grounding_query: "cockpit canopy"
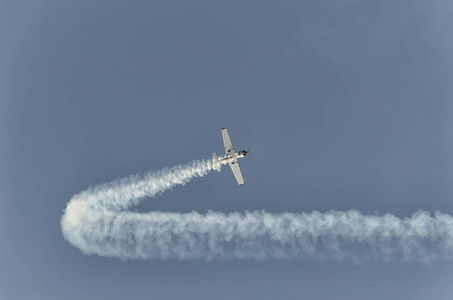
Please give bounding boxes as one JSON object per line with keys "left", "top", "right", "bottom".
{"left": 238, "top": 150, "right": 247, "bottom": 156}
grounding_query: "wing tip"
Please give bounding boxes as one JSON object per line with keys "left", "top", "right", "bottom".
{"left": 239, "top": 183, "right": 245, "bottom": 186}
{"left": 221, "top": 127, "right": 226, "bottom": 130}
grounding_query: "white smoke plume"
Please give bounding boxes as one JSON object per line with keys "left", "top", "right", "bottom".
{"left": 61, "top": 158, "right": 453, "bottom": 263}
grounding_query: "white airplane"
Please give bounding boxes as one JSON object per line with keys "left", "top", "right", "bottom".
{"left": 212, "top": 128, "right": 248, "bottom": 186}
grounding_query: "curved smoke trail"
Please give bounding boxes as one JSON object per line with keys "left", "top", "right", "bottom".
{"left": 61, "top": 158, "right": 453, "bottom": 263}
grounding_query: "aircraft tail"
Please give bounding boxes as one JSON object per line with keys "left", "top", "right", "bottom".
{"left": 212, "top": 152, "right": 221, "bottom": 172}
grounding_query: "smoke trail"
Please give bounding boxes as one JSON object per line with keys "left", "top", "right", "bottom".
{"left": 61, "top": 159, "right": 453, "bottom": 263}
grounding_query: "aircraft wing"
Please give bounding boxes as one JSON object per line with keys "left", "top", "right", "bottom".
{"left": 221, "top": 128, "right": 235, "bottom": 156}
{"left": 229, "top": 159, "right": 245, "bottom": 186}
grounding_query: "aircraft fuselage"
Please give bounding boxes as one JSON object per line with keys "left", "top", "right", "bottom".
{"left": 218, "top": 150, "right": 247, "bottom": 163}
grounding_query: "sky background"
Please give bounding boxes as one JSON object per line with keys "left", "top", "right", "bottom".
{"left": 1, "top": 0, "right": 453, "bottom": 299}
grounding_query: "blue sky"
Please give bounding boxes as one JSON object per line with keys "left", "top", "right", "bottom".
{"left": 2, "top": 0, "right": 453, "bottom": 299}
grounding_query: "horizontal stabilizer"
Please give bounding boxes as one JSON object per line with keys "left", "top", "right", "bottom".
{"left": 212, "top": 152, "right": 221, "bottom": 172}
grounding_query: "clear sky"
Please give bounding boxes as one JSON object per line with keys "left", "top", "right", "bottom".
{"left": 1, "top": 0, "right": 453, "bottom": 299}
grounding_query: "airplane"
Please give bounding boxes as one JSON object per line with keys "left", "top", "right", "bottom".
{"left": 212, "top": 128, "right": 248, "bottom": 186}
